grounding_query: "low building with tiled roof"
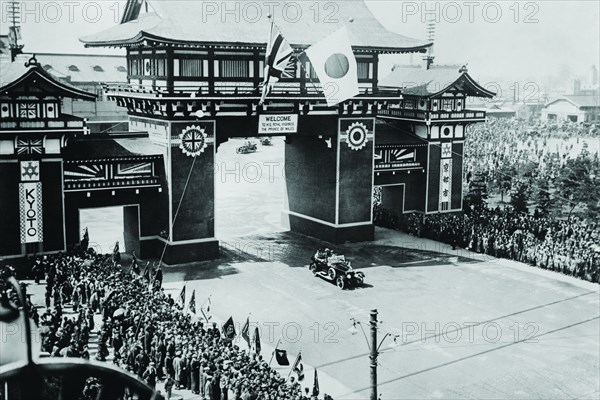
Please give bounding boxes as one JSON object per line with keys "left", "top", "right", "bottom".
{"left": 541, "top": 94, "right": 600, "bottom": 124}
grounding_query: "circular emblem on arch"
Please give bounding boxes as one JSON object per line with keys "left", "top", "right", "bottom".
{"left": 345, "top": 122, "right": 369, "bottom": 151}
{"left": 324, "top": 53, "right": 350, "bottom": 79}
{"left": 179, "top": 126, "right": 208, "bottom": 157}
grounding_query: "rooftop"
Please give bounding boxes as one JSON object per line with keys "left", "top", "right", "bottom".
{"left": 80, "top": 0, "right": 431, "bottom": 53}
{"left": 0, "top": 55, "right": 96, "bottom": 101}
{"left": 20, "top": 52, "right": 127, "bottom": 83}
{"left": 379, "top": 65, "right": 495, "bottom": 98}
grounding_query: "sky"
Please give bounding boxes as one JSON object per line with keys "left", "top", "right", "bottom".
{"left": 1, "top": 0, "right": 599, "bottom": 88}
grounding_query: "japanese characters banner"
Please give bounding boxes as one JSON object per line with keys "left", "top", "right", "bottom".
{"left": 439, "top": 158, "right": 452, "bottom": 211}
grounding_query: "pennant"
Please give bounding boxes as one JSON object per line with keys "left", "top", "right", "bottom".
{"left": 260, "top": 21, "right": 294, "bottom": 105}
{"left": 82, "top": 227, "right": 89, "bottom": 243}
{"left": 178, "top": 285, "right": 186, "bottom": 306}
{"left": 142, "top": 262, "right": 151, "bottom": 281}
{"left": 292, "top": 352, "right": 305, "bottom": 381}
{"left": 130, "top": 253, "right": 140, "bottom": 275}
{"left": 189, "top": 290, "right": 196, "bottom": 314}
{"left": 275, "top": 349, "right": 289, "bottom": 366}
{"left": 223, "top": 316, "right": 236, "bottom": 340}
{"left": 253, "top": 327, "right": 261, "bottom": 354}
{"left": 241, "top": 317, "right": 250, "bottom": 347}
{"left": 305, "top": 26, "right": 359, "bottom": 106}
{"left": 312, "top": 369, "right": 320, "bottom": 396}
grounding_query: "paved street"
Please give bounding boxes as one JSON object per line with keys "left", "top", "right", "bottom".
{"left": 75, "top": 137, "right": 600, "bottom": 400}
{"left": 160, "top": 228, "right": 600, "bottom": 400}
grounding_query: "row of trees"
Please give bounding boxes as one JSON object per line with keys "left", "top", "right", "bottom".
{"left": 465, "top": 152, "right": 600, "bottom": 220}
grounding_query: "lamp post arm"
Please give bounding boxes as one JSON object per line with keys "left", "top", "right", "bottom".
{"left": 357, "top": 322, "right": 371, "bottom": 351}
{"left": 376, "top": 333, "right": 392, "bottom": 352}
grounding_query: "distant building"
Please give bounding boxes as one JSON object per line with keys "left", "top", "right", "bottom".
{"left": 541, "top": 95, "right": 600, "bottom": 123}
{"left": 1, "top": 49, "right": 129, "bottom": 133}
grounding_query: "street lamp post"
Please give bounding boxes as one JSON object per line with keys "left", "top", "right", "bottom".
{"left": 370, "top": 309, "right": 378, "bottom": 400}
{"left": 350, "top": 309, "right": 399, "bottom": 400}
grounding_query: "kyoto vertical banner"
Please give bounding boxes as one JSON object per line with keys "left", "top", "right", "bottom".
{"left": 19, "top": 182, "right": 43, "bottom": 243}
{"left": 439, "top": 158, "right": 452, "bottom": 211}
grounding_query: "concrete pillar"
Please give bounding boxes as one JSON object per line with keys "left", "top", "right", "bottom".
{"left": 157, "top": 120, "right": 219, "bottom": 264}
{"left": 284, "top": 117, "right": 375, "bottom": 243}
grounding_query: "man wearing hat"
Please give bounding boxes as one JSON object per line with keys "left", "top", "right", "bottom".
{"left": 143, "top": 361, "right": 157, "bottom": 389}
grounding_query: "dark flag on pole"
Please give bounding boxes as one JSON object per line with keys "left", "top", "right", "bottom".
{"left": 241, "top": 317, "right": 250, "bottom": 347}
{"left": 81, "top": 227, "right": 89, "bottom": 251}
{"left": 223, "top": 316, "right": 236, "bottom": 340}
{"left": 292, "top": 352, "right": 305, "bottom": 381}
{"left": 275, "top": 349, "right": 289, "bottom": 366}
{"left": 178, "top": 285, "right": 186, "bottom": 306}
{"left": 312, "top": 369, "right": 320, "bottom": 396}
{"left": 253, "top": 327, "right": 261, "bottom": 355}
{"left": 188, "top": 290, "right": 196, "bottom": 314}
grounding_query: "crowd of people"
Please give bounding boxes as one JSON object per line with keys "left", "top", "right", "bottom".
{"left": 2, "top": 247, "right": 326, "bottom": 400}
{"left": 463, "top": 118, "right": 598, "bottom": 191}
{"left": 374, "top": 207, "right": 598, "bottom": 283}
{"left": 376, "top": 119, "right": 599, "bottom": 283}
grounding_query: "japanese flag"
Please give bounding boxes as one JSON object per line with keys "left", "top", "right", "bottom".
{"left": 305, "top": 26, "right": 359, "bottom": 106}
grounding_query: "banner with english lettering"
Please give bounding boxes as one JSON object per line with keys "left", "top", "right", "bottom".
{"left": 19, "top": 182, "right": 43, "bottom": 244}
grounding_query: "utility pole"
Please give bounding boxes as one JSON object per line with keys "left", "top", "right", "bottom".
{"left": 370, "top": 309, "right": 378, "bottom": 400}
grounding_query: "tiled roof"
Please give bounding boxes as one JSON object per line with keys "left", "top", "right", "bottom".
{"left": 380, "top": 65, "right": 495, "bottom": 98}
{"left": 563, "top": 95, "right": 600, "bottom": 108}
{"left": 0, "top": 56, "right": 96, "bottom": 100}
{"left": 80, "top": 0, "right": 431, "bottom": 53}
{"left": 20, "top": 52, "right": 127, "bottom": 83}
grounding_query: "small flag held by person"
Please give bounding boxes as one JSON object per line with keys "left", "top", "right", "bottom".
{"left": 312, "top": 369, "right": 320, "bottom": 396}
{"left": 178, "top": 285, "right": 186, "bottom": 305}
{"left": 200, "top": 296, "right": 212, "bottom": 322}
{"left": 253, "top": 326, "right": 261, "bottom": 354}
{"left": 241, "top": 317, "right": 250, "bottom": 347}
{"left": 275, "top": 349, "right": 290, "bottom": 366}
{"left": 188, "top": 289, "right": 196, "bottom": 314}
{"left": 223, "top": 316, "right": 236, "bottom": 340}
{"left": 292, "top": 351, "right": 305, "bottom": 381}
{"left": 259, "top": 20, "right": 294, "bottom": 105}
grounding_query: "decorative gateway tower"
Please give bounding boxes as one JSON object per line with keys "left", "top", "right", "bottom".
{"left": 80, "top": 0, "right": 492, "bottom": 263}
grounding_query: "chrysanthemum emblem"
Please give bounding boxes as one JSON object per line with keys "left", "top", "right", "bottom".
{"left": 179, "top": 126, "right": 208, "bottom": 157}
{"left": 345, "top": 122, "right": 370, "bottom": 151}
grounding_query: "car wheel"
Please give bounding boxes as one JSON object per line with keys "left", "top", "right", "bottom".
{"left": 328, "top": 268, "right": 337, "bottom": 280}
{"left": 355, "top": 276, "right": 363, "bottom": 286}
{"left": 309, "top": 263, "right": 317, "bottom": 275}
{"left": 336, "top": 276, "right": 345, "bottom": 290}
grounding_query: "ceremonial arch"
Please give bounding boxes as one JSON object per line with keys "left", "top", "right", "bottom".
{"left": 0, "top": 0, "right": 494, "bottom": 265}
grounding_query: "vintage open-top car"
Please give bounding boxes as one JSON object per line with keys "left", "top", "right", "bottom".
{"left": 260, "top": 137, "right": 273, "bottom": 146}
{"left": 236, "top": 141, "right": 257, "bottom": 154}
{"left": 309, "top": 249, "right": 365, "bottom": 289}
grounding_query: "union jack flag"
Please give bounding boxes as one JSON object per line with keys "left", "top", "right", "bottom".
{"left": 260, "top": 22, "right": 294, "bottom": 105}
{"left": 16, "top": 139, "right": 43, "bottom": 155}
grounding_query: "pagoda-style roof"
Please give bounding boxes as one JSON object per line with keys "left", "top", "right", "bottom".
{"left": 0, "top": 55, "right": 96, "bottom": 100}
{"left": 80, "top": 0, "right": 431, "bottom": 53}
{"left": 380, "top": 65, "right": 495, "bottom": 98}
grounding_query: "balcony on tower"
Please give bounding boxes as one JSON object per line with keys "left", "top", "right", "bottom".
{"left": 378, "top": 64, "right": 495, "bottom": 124}
{"left": 79, "top": 0, "right": 434, "bottom": 118}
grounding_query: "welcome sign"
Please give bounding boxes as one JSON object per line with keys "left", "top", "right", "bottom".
{"left": 258, "top": 114, "right": 298, "bottom": 134}
{"left": 19, "top": 182, "right": 43, "bottom": 243}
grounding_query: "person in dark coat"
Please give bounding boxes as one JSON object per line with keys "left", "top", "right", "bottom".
{"left": 191, "top": 355, "right": 200, "bottom": 394}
